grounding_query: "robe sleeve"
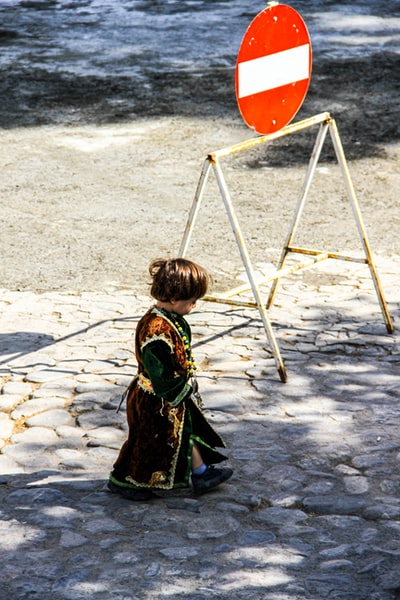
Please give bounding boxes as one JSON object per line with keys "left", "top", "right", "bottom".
{"left": 141, "top": 339, "right": 191, "bottom": 407}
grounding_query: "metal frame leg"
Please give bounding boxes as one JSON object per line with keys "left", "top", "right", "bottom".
{"left": 179, "top": 158, "right": 212, "bottom": 257}
{"left": 328, "top": 118, "right": 394, "bottom": 333}
{"left": 212, "top": 157, "right": 287, "bottom": 382}
{"left": 267, "top": 121, "right": 329, "bottom": 308}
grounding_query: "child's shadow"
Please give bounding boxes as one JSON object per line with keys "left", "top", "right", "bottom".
{"left": 0, "top": 316, "right": 140, "bottom": 368}
{"left": 0, "top": 331, "right": 55, "bottom": 366}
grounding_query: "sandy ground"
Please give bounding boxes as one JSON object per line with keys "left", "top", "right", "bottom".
{"left": 0, "top": 53, "right": 399, "bottom": 293}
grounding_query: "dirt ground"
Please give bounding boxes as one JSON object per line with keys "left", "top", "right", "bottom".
{"left": 0, "top": 52, "right": 399, "bottom": 293}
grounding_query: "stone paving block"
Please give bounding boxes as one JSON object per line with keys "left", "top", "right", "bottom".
{"left": 1, "top": 381, "right": 32, "bottom": 396}
{"left": 34, "top": 378, "right": 76, "bottom": 392}
{"left": 75, "top": 381, "right": 122, "bottom": 394}
{"left": 25, "top": 409, "right": 74, "bottom": 428}
{"left": 1, "top": 444, "right": 59, "bottom": 468}
{"left": 0, "top": 394, "right": 21, "bottom": 411}
{"left": 11, "top": 397, "right": 69, "bottom": 420}
{"left": 10, "top": 426, "right": 59, "bottom": 445}
{"left": 0, "top": 454, "right": 24, "bottom": 474}
{"left": 84, "top": 426, "right": 126, "bottom": 443}
{"left": 0, "top": 413, "right": 14, "bottom": 440}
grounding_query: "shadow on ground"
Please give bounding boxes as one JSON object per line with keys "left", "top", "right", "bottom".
{"left": 0, "top": 52, "right": 399, "bottom": 164}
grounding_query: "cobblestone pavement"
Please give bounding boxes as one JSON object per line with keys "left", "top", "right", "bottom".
{"left": 0, "top": 257, "right": 399, "bottom": 600}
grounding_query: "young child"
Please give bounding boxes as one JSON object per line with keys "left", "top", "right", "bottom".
{"left": 108, "top": 257, "right": 233, "bottom": 500}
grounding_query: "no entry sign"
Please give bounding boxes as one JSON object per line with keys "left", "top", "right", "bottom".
{"left": 235, "top": 3, "right": 312, "bottom": 135}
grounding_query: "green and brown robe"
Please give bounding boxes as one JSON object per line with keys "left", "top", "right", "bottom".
{"left": 110, "top": 306, "right": 227, "bottom": 491}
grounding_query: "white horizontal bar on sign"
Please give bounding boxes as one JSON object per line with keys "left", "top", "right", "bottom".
{"left": 238, "top": 43, "right": 310, "bottom": 98}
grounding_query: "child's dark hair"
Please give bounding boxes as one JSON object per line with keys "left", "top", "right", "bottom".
{"left": 149, "top": 258, "right": 210, "bottom": 302}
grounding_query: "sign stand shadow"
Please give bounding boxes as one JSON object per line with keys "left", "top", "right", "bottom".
{"left": 178, "top": 111, "right": 394, "bottom": 383}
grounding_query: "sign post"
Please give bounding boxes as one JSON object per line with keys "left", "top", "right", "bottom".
{"left": 179, "top": 3, "right": 394, "bottom": 383}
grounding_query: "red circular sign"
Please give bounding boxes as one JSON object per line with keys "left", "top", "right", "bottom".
{"left": 235, "top": 3, "right": 312, "bottom": 135}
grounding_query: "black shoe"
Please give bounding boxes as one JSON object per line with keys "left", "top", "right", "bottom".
{"left": 191, "top": 465, "right": 233, "bottom": 495}
{"left": 107, "top": 479, "right": 153, "bottom": 501}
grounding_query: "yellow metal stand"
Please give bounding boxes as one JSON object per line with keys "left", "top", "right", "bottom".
{"left": 179, "top": 112, "right": 394, "bottom": 382}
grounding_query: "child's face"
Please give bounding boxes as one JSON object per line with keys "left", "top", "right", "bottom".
{"left": 171, "top": 297, "right": 197, "bottom": 316}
